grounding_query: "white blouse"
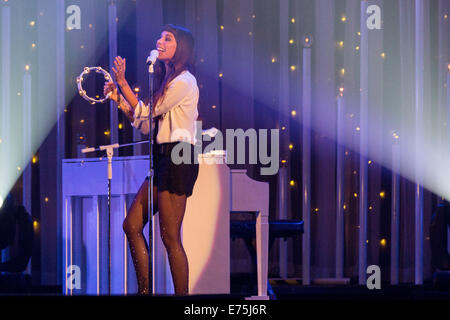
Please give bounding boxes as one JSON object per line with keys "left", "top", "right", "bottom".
{"left": 127, "top": 70, "right": 199, "bottom": 145}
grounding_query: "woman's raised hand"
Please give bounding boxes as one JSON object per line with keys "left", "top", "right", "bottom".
{"left": 110, "top": 56, "right": 139, "bottom": 112}
{"left": 103, "top": 81, "right": 119, "bottom": 102}
{"left": 112, "top": 56, "right": 127, "bottom": 86}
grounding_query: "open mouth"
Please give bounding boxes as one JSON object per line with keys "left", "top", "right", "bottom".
{"left": 157, "top": 47, "right": 166, "bottom": 52}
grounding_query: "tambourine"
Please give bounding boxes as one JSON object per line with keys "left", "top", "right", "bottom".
{"left": 76, "top": 66, "right": 112, "bottom": 104}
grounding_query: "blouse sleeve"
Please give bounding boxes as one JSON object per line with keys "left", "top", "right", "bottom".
{"left": 131, "top": 100, "right": 154, "bottom": 135}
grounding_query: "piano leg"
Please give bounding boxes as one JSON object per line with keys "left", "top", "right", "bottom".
{"left": 246, "top": 211, "right": 270, "bottom": 300}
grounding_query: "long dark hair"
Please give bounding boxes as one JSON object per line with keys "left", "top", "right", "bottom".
{"left": 151, "top": 24, "right": 195, "bottom": 106}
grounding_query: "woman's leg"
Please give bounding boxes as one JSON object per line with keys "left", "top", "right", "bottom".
{"left": 123, "top": 178, "right": 158, "bottom": 294}
{"left": 157, "top": 190, "right": 189, "bottom": 295}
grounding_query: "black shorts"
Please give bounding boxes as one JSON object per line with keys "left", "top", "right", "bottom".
{"left": 147, "top": 142, "right": 199, "bottom": 197}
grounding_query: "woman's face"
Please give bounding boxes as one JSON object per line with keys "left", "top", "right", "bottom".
{"left": 156, "top": 31, "right": 177, "bottom": 62}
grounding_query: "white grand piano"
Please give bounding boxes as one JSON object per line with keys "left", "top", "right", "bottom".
{"left": 62, "top": 152, "right": 269, "bottom": 299}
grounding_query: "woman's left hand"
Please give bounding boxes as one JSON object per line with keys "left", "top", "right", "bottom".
{"left": 103, "top": 81, "right": 119, "bottom": 102}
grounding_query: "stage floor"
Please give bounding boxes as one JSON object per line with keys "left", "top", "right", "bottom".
{"left": 1, "top": 272, "right": 449, "bottom": 300}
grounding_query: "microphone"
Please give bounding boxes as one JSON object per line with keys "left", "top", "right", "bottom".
{"left": 146, "top": 49, "right": 159, "bottom": 65}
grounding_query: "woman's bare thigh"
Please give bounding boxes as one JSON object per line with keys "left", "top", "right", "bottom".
{"left": 125, "top": 179, "right": 158, "bottom": 230}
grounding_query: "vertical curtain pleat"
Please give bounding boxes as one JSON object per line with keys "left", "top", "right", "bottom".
{"left": 399, "top": 0, "right": 416, "bottom": 283}
{"left": 366, "top": 0, "right": 383, "bottom": 274}
{"left": 343, "top": 0, "right": 360, "bottom": 279}
{"left": 221, "top": 0, "right": 254, "bottom": 177}
{"left": 311, "top": 0, "right": 336, "bottom": 278}
{"left": 185, "top": 0, "right": 220, "bottom": 129}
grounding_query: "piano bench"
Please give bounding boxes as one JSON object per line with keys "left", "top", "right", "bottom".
{"left": 433, "top": 270, "right": 450, "bottom": 290}
{"left": 230, "top": 219, "right": 304, "bottom": 242}
{"left": 230, "top": 219, "right": 304, "bottom": 268}
{"left": 230, "top": 219, "right": 303, "bottom": 296}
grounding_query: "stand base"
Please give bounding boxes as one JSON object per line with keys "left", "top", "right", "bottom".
{"left": 245, "top": 295, "right": 270, "bottom": 300}
{"left": 312, "top": 278, "right": 351, "bottom": 285}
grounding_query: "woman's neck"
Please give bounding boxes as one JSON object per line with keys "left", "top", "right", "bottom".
{"left": 164, "top": 62, "right": 170, "bottom": 75}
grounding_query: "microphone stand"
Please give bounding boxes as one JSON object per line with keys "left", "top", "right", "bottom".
{"left": 147, "top": 61, "right": 155, "bottom": 295}
{"left": 103, "top": 144, "right": 115, "bottom": 295}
